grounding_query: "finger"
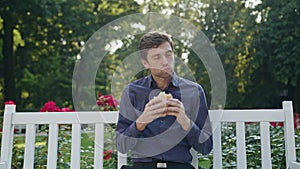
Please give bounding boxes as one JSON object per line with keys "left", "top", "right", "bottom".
{"left": 139, "top": 107, "right": 167, "bottom": 124}
{"left": 166, "top": 106, "right": 181, "bottom": 113}
{"left": 158, "top": 112, "right": 168, "bottom": 118}
{"left": 165, "top": 111, "right": 178, "bottom": 117}
{"left": 149, "top": 102, "right": 167, "bottom": 112}
{"left": 148, "top": 99, "right": 168, "bottom": 111}
{"left": 166, "top": 99, "right": 182, "bottom": 108}
{"left": 168, "top": 98, "right": 181, "bottom": 104}
{"left": 153, "top": 106, "right": 167, "bottom": 113}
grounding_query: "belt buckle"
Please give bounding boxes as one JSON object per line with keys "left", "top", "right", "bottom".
{"left": 156, "top": 162, "right": 167, "bottom": 168}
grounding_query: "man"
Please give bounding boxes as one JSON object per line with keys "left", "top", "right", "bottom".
{"left": 116, "top": 31, "right": 212, "bottom": 169}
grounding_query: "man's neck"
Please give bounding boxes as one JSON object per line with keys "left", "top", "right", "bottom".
{"left": 152, "top": 75, "right": 172, "bottom": 90}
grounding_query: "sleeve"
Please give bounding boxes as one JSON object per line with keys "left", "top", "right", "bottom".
{"left": 116, "top": 86, "right": 143, "bottom": 154}
{"left": 185, "top": 85, "right": 213, "bottom": 155}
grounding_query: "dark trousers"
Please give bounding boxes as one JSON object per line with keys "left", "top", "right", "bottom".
{"left": 121, "top": 163, "right": 195, "bottom": 169}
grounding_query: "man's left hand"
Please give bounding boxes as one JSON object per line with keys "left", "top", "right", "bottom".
{"left": 165, "top": 99, "right": 191, "bottom": 131}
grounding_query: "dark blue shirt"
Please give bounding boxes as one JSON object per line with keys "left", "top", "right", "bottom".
{"left": 116, "top": 74, "right": 212, "bottom": 163}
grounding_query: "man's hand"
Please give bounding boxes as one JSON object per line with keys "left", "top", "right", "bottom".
{"left": 136, "top": 97, "right": 168, "bottom": 131}
{"left": 165, "top": 99, "right": 191, "bottom": 131}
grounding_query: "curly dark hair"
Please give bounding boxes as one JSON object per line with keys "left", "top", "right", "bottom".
{"left": 138, "top": 31, "right": 174, "bottom": 60}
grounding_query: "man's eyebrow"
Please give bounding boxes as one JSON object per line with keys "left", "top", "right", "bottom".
{"left": 150, "top": 49, "right": 173, "bottom": 57}
{"left": 149, "top": 53, "right": 161, "bottom": 58}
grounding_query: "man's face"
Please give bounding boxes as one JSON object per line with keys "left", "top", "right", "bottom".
{"left": 141, "top": 42, "right": 174, "bottom": 78}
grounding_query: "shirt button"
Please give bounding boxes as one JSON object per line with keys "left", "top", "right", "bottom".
{"left": 160, "top": 120, "right": 164, "bottom": 124}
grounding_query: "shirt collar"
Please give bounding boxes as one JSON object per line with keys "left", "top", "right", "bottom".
{"left": 146, "top": 72, "right": 179, "bottom": 88}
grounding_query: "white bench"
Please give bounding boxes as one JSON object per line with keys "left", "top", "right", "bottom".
{"left": 0, "top": 101, "right": 299, "bottom": 169}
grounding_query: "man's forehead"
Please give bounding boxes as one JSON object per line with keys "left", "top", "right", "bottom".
{"left": 149, "top": 43, "right": 172, "bottom": 52}
{"left": 149, "top": 47, "right": 171, "bottom": 53}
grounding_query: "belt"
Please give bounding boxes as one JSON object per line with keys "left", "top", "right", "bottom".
{"left": 133, "top": 161, "right": 184, "bottom": 168}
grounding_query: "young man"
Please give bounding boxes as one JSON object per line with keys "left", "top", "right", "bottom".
{"left": 116, "top": 31, "right": 212, "bottom": 169}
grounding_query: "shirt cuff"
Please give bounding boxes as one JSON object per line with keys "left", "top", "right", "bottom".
{"left": 187, "top": 121, "right": 212, "bottom": 144}
{"left": 186, "top": 121, "right": 200, "bottom": 140}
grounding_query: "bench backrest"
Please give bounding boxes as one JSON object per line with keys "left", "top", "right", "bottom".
{"left": 0, "top": 101, "right": 298, "bottom": 169}
{"left": 209, "top": 101, "right": 297, "bottom": 169}
{"left": 0, "top": 105, "right": 123, "bottom": 169}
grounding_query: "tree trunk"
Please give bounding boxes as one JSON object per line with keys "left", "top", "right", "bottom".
{"left": 3, "top": 13, "right": 16, "bottom": 102}
{"left": 294, "top": 85, "right": 300, "bottom": 113}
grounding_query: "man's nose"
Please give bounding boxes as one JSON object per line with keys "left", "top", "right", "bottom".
{"left": 162, "top": 55, "right": 168, "bottom": 64}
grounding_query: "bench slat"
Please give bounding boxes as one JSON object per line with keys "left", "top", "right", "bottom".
{"left": 0, "top": 162, "right": 6, "bottom": 169}
{"left": 212, "top": 122, "right": 222, "bottom": 169}
{"left": 47, "top": 124, "right": 58, "bottom": 169}
{"left": 1, "top": 105, "right": 15, "bottom": 169}
{"left": 209, "top": 110, "right": 284, "bottom": 122}
{"left": 12, "top": 111, "right": 118, "bottom": 124}
{"left": 118, "top": 152, "right": 127, "bottom": 169}
{"left": 260, "top": 122, "right": 272, "bottom": 169}
{"left": 289, "top": 161, "right": 300, "bottom": 169}
{"left": 94, "top": 123, "right": 104, "bottom": 169}
{"left": 236, "top": 122, "right": 246, "bottom": 169}
{"left": 283, "top": 101, "right": 297, "bottom": 167}
{"left": 71, "top": 124, "right": 81, "bottom": 169}
{"left": 23, "top": 124, "right": 36, "bottom": 169}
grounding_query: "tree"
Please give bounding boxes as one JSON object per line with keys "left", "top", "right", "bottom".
{"left": 1, "top": 0, "right": 298, "bottom": 111}
{"left": 0, "top": 0, "right": 21, "bottom": 103}
{"left": 0, "top": 0, "right": 140, "bottom": 110}
{"left": 251, "top": 0, "right": 300, "bottom": 111}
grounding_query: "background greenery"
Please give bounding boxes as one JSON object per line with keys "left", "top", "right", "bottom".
{"left": 0, "top": 1, "right": 299, "bottom": 167}
{"left": 0, "top": 0, "right": 299, "bottom": 112}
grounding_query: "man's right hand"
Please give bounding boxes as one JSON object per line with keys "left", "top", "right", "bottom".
{"left": 136, "top": 97, "right": 167, "bottom": 131}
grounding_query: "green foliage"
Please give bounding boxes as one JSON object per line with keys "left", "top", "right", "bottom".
{"left": 253, "top": 0, "right": 300, "bottom": 86}
{"left": 249, "top": 0, "right": 300, "bottom": 110}
{"left": 0, "top": 1, "right": 300, "bottom": 168}
{"left": 0, "top": 0, "right": 141, "bottom": 110}
{"left": 1, "top": 0, "right": 300, "bottom": 111}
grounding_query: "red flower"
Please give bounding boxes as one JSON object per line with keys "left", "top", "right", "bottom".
{"left": 270, "top": 122, "right": 277, "bottom": 127}
{"left": 104, "top": 95, "right": 118, "bottom": 108}
{"left": 0, "top": 128, "right": 17, "bottom": 133}
{"left": 270, "top": 112, "right": 299, "bottom": 128}
{"left": 96, "top": 93, "right": 118, "bottom": 111}
{"left": 103, "top": 150, "right": 113, "bottom": 160}
{"left": 40, "top": 101, "right": 61, "bottom": 112}
{"left": 61, "top": 107, "right": 74, "bottom": 112}
{"left": 4, "top": 100, "right": 16, "bottom": 105}
{"left": 270, "top": 122, "right": 284, "bottom": 127}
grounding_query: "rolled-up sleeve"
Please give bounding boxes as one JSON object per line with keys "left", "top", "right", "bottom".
{"left": 116, "top": 87, "right": 143, "bottom": 154}
{"left": 186, "top": 86, "right": 213, "bottom": 155}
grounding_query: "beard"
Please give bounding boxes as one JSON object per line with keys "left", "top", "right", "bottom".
{"left": 150, "top": 67, "right": 173, "bottom": 78}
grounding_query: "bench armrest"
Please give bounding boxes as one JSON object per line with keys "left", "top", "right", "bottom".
{"left": 0, "top": 162, "right": 7, "bottom": 169}
{"left": 289, "top": 161, "right": 300, "bottom": 169}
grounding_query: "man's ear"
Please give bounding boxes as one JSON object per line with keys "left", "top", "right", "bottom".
{"left": 141, "top": 58, "right": 149, "bottom": 69}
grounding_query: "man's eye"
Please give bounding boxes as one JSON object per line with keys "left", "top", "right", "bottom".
{"left": 153, "top": 55, "right": 161, "bottom": 59}
{"left": 166, "top": 52, "right": 173, "bottom": 58}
